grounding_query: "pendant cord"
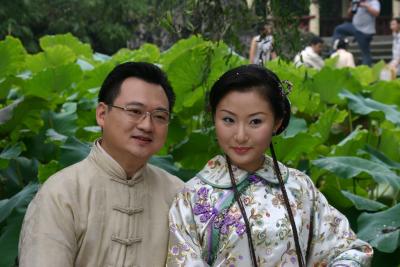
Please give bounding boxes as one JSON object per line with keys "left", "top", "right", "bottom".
{"left": 226, "top": 156, "right": 259, "bottom": 267}
{"left": 270, "top": 143, "right": 305, "bottom": 267}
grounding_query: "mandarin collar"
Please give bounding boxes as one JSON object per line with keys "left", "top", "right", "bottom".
{"left": 196, "top": 155, "right": 289, "bottom": 189}
{"left": 88, "top": 139, "right": 145, "bottom": 181}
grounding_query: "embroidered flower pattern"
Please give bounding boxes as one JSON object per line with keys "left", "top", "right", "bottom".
{"left": 193, "top": 187, "right": 218, "bottom": 223}
{"left": 167, "top": 155, "right": 373, "bottom": 267}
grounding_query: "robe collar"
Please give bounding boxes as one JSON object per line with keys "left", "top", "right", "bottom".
{"left": 88, "top": 139, "right": 145, "bottom": 182}
{"left": 196, "top": 155, "right": 289, "bottom": 189}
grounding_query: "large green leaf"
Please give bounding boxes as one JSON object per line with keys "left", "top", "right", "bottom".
{"left": 23, "top": 63, "right": 83, "bottom": 101}
{"left": 341, "top": 190, "right": 387, "bottom": 211}
{"left": 164, "top": 43, "right": 211, "bottom": 113}
{"left": 0, "top": 211, "right": 25, "bottom": 267}
{"left": 272, "top": 132, "right": 321, "bottom": 163}
{"left": 339, "top": 90, "right": 400, "bottom": 126}
{"left": 0, "top": 36, "right": 27, "bottom": 78}
{"left": 42, "top": 102, "right": 78, "bottom": 136}
{"left": 160, "top": 35, "right": 206, "bottom": 69}
{"left": 39, "top": 33, "right": 93, "bottom": 59}
{"left": 149, "top": 155, "right": 196, "bottom": 181}
{"left": 0, "top": 183, "right": 38, "bottom": 223}
{"left": 25, "top": 45, "right": 76, "bottom": 73}
{"left": 172, "top": 131, "right": 219, "bottom": 170}
{"left": 308, "top": 108, "right": 347, "bottom": 143}
{"left": 281, "top": 116, "right": 308, "bottom": 138}
{"left": 349, "top": 65, "right": 377, "bottom": 86}
{"left": 311, "top": 67, "right": 362, "bottom": 104}
{"left": 330, "top": 126, "right": 368, "bottom": 156}
{"left": 0, "top": 157, "right": 38, "bottom": 194}
{"left": 111, "top": 43, "right": 160, "bottom": 64}
{"left": 59, "top": 137, "right": 91, "bottom": 167}
{"left": 378, "top": 121, "right": 400, "bottom": 163}
{"left": 0, "top": 96, "right": 49, "bottom": 138}
{"left": 0, "top": 98, "right": 23, "bottom": 125}
{"left": 0, "top": 142, "right": 24, "bottom": 169}
{"left": 358, "top": 203, "right": 400, "bottom": 253}
{"left": 312, "top": 156, "right": 400, "bottom": 190}
{"left": 362, "top": 145, "right": 400, "bottom": 171}
{"left": 38, "top": 160, "right": 62, "bottom": 183}
{"left": 205, "top": 41, "right": 245, "bottom": 87}
{"left": 368, "top": 80, "right": 400, "bottom": 109}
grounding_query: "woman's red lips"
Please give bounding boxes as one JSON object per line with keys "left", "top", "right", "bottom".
{"left": 232, "top": 147, "right": 251, "bottom": 154}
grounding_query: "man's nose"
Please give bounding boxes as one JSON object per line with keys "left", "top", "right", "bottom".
{"left": 137, "top": 112, "right": 153, "bottom": 132}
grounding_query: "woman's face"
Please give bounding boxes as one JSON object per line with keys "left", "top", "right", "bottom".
{"left": 214, "top": 89, "right": 282, "bottom": 172}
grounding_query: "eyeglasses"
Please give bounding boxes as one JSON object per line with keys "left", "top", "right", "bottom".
{"left": 108, "top": 104, "right": 170, "bottom": 125}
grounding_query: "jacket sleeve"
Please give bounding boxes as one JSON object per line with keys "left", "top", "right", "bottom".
{"left": 303, "top": 173, "right": 373, "bottom": 267}
{"left": 166, "top": 188, "right": 209, "bottom": 267}
{"left": 18, "top": 181, "right": 77, "bottom": 267}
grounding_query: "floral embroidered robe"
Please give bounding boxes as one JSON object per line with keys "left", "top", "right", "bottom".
{"left": 167, "top": 155, "right": 373, "bottom": 267}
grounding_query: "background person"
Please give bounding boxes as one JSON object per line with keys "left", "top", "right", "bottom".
{"left": 18, "top": 62, "right": 184, "bottom": 267}
{"left": 330, "top": 38, "right": 356, "bottom": 68}
{"left": 166, "top": 64, "right": 373, "bottom": 266}
{"left": 294, "top": 36, "right": 325, "bottom": 70}
{"left": 332, "top": 0, "right": 380, "bottom": 66}
{"left": 389, "top": 17, "right": 400, "bottom": 76}
{"left": 249, "top": 23, "right": 276, "bottom": 65}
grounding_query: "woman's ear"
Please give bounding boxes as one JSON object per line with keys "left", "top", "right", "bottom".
{"left": 273, "top": 118, "right": 283, "bottom": 135}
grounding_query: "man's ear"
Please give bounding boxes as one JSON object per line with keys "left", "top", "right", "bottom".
{"left": 96, "top": 102, "right": 108, "bottom": 128}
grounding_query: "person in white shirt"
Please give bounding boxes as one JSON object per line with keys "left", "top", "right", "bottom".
{"left": 249, "top": 23, "right": 276, "bottom": 65}
{"left": 330, "top": 38, "right": 356, "bottom": 68}
{"left": 389, "top": 17, "right": 400, "bottom": 76}
{"left": 294, "top": 36, "right": 325, "bottom": 70}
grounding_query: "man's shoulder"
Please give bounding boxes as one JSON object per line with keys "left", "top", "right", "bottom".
{"left": 39, "top": 157, "right": 95, "bottom": 194}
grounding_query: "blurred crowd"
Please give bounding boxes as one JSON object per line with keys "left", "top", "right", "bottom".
{"left": 249, "top": 0, "right": 399, "bottom": 79}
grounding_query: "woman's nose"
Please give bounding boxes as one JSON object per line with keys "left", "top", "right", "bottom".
{"left": 234, "top": 125, "right": 249, "bottom": 143}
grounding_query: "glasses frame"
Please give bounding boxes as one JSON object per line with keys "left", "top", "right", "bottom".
{"left": 107, "top": 104, "right": 171, "bottom": 125}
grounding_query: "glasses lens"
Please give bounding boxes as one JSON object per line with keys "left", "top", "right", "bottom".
{"left": 151, "top": 110, "right": 170, "bottom": 124}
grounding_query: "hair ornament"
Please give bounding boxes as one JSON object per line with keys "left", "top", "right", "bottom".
{"left": 280, "top": 80, "right": 293, "bottom": 97}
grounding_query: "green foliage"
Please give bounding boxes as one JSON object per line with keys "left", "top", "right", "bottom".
{"left": 0, "top": 33, "right": 399, "bottom": 266}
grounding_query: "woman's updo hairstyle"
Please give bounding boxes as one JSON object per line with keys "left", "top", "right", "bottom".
{"left": 209, "top": 64, "right": 291, "bottom": 135}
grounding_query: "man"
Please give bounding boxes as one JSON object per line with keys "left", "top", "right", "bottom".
{"left": 18, "top": 62, "right": 184, "bottom": 266}
{"left": 332, "top": 0, "right": 380, "bottom": 66}
{"left": 389, "top": 17, "right": 400, "bottom": 76}
{"left": 294, "top": 36, "right": 325, "bottom": 70}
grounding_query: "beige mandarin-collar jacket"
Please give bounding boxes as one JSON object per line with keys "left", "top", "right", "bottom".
{"left": 19, "top": 141, "right": 184, "bottom": 267}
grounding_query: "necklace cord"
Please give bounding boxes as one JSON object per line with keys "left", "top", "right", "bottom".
{"left": 226, "top": 156, "right": 259, "bottom": 267}
{"left": 270, "top": 143, "right": 305, "bottom": 267}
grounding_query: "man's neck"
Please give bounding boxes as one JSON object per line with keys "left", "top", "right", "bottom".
{"left": 99, "top": 140, "right": 147, "bottom": 178}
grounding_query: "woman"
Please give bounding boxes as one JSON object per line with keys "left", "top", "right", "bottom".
{"left": 249, "top": 23, "right": 276, "bottom": 65}
{"left": 330, "top": 38, "right": 356, "bottom": 68}
{"left": 167, "top": 65, "right": 373, "bottom": 266}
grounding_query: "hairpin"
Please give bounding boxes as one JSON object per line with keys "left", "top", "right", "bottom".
{"left": 280, "top": 80, "right": 293, "bottom": 97}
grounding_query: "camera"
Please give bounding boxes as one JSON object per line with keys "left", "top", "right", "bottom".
{"left": 351, "top": 0, "right": 365, "bottom": 14}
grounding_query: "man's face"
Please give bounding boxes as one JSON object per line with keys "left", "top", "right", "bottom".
{"left": 312, "top": 43, "right": 323, "bottom": 55}
{"left": 390, "top": 20, "right": 400, "bottom": 33}
{"left": 96, "top": 77, "right": 169, "bottom": 167}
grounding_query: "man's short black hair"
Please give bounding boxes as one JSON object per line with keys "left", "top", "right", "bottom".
{"left": 98, "top": 62, "right": 175, "bottom": 112}
{"left": 310, "top": 36, "right": 324, "bottom": 46}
